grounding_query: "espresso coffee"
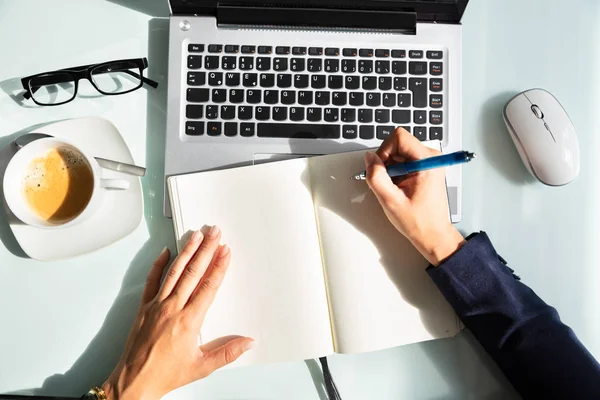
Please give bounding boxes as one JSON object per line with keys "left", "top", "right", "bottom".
{"left": 22, "top": 147, "right": 94, "bottom": 223}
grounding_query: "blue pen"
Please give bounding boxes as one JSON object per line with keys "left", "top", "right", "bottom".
{"left": 351, "top": 151, "right": 476, "bottom": 180}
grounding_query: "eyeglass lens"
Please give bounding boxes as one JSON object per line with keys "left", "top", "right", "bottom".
{"left": 91, "top": 60, "right": 143, "bottom": 94}
{"left": 28, "top": 72, "right": 76, "bottom": 105}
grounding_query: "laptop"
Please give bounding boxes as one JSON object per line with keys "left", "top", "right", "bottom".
{"left": 165, "top": 0, "right": 469, "bottom": 222}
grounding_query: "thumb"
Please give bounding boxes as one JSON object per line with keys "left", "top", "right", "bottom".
{"left": 364, "top": 151, "right": 399, "bottom": 205}
{"left": 203, "top": 336, "right": 255, "bottom": 372}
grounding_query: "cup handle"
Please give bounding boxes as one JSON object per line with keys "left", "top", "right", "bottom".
{"left": 101, "top": 179, "right": 130, "bottom": 190}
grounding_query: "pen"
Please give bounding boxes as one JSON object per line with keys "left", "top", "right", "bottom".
{"left": 351, "top": 151, "right": 476, "bottom": 180}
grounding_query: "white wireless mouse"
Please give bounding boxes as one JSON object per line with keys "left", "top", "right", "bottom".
{"left": 503, "top": 89, "right": 580, "bottom": 186}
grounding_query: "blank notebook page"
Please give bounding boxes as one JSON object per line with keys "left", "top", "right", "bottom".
{"left": 168, "top": 159, "right": 334, "bottom": 367}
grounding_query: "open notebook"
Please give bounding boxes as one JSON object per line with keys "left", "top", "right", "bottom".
{"left": 168, "top": 147, "right": 461, "bottom": 367}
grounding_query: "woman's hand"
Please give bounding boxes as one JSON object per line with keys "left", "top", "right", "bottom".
{"left": 365, "top": 128, "right": 465, "bottom": 266}
{"left": 103, "top": 226, "right": 254, "bottom": 400}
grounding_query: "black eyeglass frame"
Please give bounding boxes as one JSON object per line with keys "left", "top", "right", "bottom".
{"left": 21, "top": 57, "right": 159, "bottom": 106}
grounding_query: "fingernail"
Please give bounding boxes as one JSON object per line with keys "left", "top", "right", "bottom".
{"left": 159, "top": 246, "right": 169, "bottom": 257}
{"left": 208, "top": 225, "right": 220, "bottom": 238}
{"left": 243, "top": 340, "right": 256, "bottom": 352}
{"left": 219, "top": 244, "right": 230, "bottom": 257}
{"left": 191, "top": 230, "right": 203, "bottom": 242}
{"left": 364, "top": 151, "right": 376, "bottom": 166}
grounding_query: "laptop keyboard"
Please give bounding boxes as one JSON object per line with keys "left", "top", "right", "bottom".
{"left": 184, "top": 44, "right": 445, "bottom": 142}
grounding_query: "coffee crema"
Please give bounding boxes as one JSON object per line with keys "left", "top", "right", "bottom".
{"left": 22, "top": 147, "right": 94, "bottom": 223}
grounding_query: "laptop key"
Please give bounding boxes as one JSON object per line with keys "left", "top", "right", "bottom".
{"left": 239, "top": 57, "right": 254, "bottom": 70}
{"left": 341, "top": 108, "right": 356, "bottom": 122}
{"left": 188, "top": 55, "right": 202, "bottom": 69}
{"left": 291, "top": 58, "right": 306, "bottom": 72}
{"left": 273, "top": 106, "right": 287, "bottom": 121}
{"left": 246, "top": 89, "right": 261, "bottom": 104}
{"left": 402, "top": 126, "right": 411, "bottom": 133}
{"left": 325, "top": 47, "right": 340, "bottom": 56}
{"left": 308, "top": 47, "right": 323, "bottom": 56}
{"left": 342, "top": 59, "right": 356, "bottom": 73}
{"left": 358, "top": 109, "right": 373, "bottom": 123}
{"left": 328, "top": 76, "right": 343, "bottom": 89}
{"left": 375, "top": 49, "right": 390, "bottom": 58}
{"left": 257, "top": 57, "right": 271, "bottom": 71}
{"left": 311, "top": 75, "right": 326, "bottom": 89}
{"left": 187, "top": 88, "right": 209, "bottom": 103}
{"left": 414, "top": 127, "right": 427, "bottom": 141}
{"left": 187, "top": 72, "right": 206, "bottom": 86}
{"left": 212, "top": 88, "right": 226, "bottom": 103}
{"left": 377, "top": 126, "right": 394, "bottom": 140}
{"left": 208, "top": 44, "right": 223, "bottom": 53}
{"left": 205, "top": 56, "right": 219, "bottom": 69}
{"left": 274, "top": 58, "right": 288, "bottom": 71}
{"left": 360, "top": 125, "right": 375, "bottom": 139}
{"left": 367, "top": 93, "right": 381, "bottom": 107}
{"left": 392, "top": 61, "right": 407, "bottom": 75}
{"left": 392, "top": 110, "right": 410, "bottom": 124}
{"left": 277, "top": 74, "right": 292, "bottom": 88}
{"left": 325, "top": 59, "right": 339, "bottom": 73}
{"left": 186, "top": 105, "right": 203, "bottom": 119}
{"left": 186, "top": 121, "right": 204, "bottom": 136}
{"left": 256, "top": 106, "right": 271, "bottom": 121}
{"left": 409, "top": 78, "right": 427, "bottom": 108}
{"left": 343, "top": 125, "right": 358, "bottom": 139}
{"left": 430, "top": 94, "right": 443, "bottom": 108}
{"left": 394, "top": 77, "right": 408, "bottom": 91}
{"left": 188, "top": 44, "right": 204, "bottom": 53}
{"left": 260, "top": 73, "right": 275, "bottom": 87}
{"left": 264, "top": 90, "right": 279, "bottom": 104}
{"left": 324, "top": 108, "right": 339, "bottom": 122}
{"left": 208, "top": 72, "right": 223, "bottom": 86}
{"left": 225, "top": 45, "right": 239, "bottom": 54}
{"left": 292, "top": 46, "right": 307, "bottom": 55}
{"left": 430, "top": 111, "right": 443, "bottom": 125}
{"left": 290, "top": 107, "right": 305, "bottom": 121}
{"left": 382, "top": 93, "right": 395, "bottom": 107}
{"left": 414, "top": 110, "right": 427, "bottom": 125}
{"left": 225, "top": 72, "right": 240, "bottom": 86}
{"left": 379, "top": 77, "right": 392, "bottom": 90}
{"left": 359, "top": 49, "right": 373, "bottom": 57}
{"left": 240, "top": 123, "right": 255, "bottom": 136}
{"left": 398, "top": 93, "right": 411, "bottom": 107}
{"left": 375, "top": 61, "right": 390, "bottom": 74}
{"left": 206, "top": 105, "right": 218, "bottom": 119}
{"left": 258, "top": 46, "right": 272, "bottom": 54}
{"left": 241, "top": 45, "right": 256, "bottom": 54}
{"left": 430, "top": 62, "right": 443, "bottom": 76}
{"left": 281, "top": 90, "right": 296, "bottom": 104}
{"left": 224, "top": 122, "right": 238, "bottom": 137}
{"left": 315, "top": 91, "right": 330, "bottom": 105}
{"left": 238, "top": 105, "right": 253, "bottom": 120}
{"left": 294, "top": 74, "right": 309, "bottom": 88}
{"left": 427, "top": 51, "right": 443, "bottom": 60}
{"left": 430, "top": 78, "right": 443, "bottom": 92}
{"left": 409, "top": 61, "right": 427, "bottom": 75}
{"left": 409, "top": 50, "right": 423, "bottom": 59}
{"left": 345, "top": 75, "right": 360, "bottom": 90}
{"left": 307, "top": 107, "right": 322, "bottom": 121}
{"left": 229, "top": 89, "right": 244, "bottom": 103}
{"left": 243, "top": 73, "right": 258, "bottom": 87}
{"left": 359, "top": 60, "right": 373, "bottom": 74}
{"left": 343, "top": 48, "right": 357, "bottom": 57}
{"left": 221, "top": 105, "right": 235, "bottom": 120}
{"left": 375, "top": 109, "right": 390, "bottom": 123}
{"left": 298, "top": 91, "right": 312, "bottom": 105}
{"left": 349, "top": 92, "right": 364, "bottom": 106}
{"left": 430, "top": 127, "right": 443, "bottom": 140}
{"left": 332, "top": 92, "right": 347, "bottom": 106}
{"left": 276, "top": 46, "right": 290, "bottom": 55}
{"left": 362, "top": 76, "right": 377, "bottom": 90}
{"left": 392, "top": 49, "right": 406, "bottom": 58}
{"left": 308, "top": 59, "right": 323, "bottom": 72}
{"left": 257, "top": 123, "right": 340, "bottom": 139}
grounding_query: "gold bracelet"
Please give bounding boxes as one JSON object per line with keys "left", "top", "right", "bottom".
{"left": 87, "top": 386, "right": 108, "bottom": 400}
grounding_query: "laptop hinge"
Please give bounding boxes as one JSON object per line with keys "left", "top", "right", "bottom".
{"left": 216, "top": 5, "right": 417, "bottom": 34}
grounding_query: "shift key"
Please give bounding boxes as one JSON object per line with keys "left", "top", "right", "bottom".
{"left": 409, "top": 78, "right": 427, "bottom": 108}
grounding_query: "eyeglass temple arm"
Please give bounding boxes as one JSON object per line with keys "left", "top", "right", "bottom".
{"left": 23, "top": 70, "right": 159, "bottom": 99}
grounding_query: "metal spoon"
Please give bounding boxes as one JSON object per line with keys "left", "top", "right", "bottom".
{"left": 14, "top": 133, "right": 146, "bottom": 177}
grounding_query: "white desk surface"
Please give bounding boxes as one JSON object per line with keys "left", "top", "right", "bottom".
{"left": 1, "top": 0, "right": 599, "bottom": 398}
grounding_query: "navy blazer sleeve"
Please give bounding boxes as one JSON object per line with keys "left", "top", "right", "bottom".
{"left": 427, "top": 232, "right": 600, "bottom": 399}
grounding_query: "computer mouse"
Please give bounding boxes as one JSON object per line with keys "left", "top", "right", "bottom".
{"left": 503, "top": 89, "right": 580, "bottom": 186}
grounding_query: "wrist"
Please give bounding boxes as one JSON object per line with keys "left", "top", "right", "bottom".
{"left": 103, "top": 366, "right": 159, "bottom": 400}
{"left": 414, "top": 226, "right": 465, "bottom": 266}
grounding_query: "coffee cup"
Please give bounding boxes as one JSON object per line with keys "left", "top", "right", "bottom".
{"left": 3, "top": 137, "right": 129, "bottom": 229}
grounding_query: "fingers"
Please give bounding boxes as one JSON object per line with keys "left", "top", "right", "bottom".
{"left": 365, "top": 151, "right": 403, "bottom": 207}
{"left": 142, "top": 247, "right": 170, "bottom": 303}
{"left": 172, "top": 226, "right": 223, "bottom": 306}
{"left": 201, "top": 335, "right": 255, "bottom": 373}
{"left": 187, "top": 244, "right": 231, "bottom": 322}
{"left": 157, "top": 230, "right": 204, "bottom": 301}
{"left": 376, "top": 127, "right": 433, "bottom": 163}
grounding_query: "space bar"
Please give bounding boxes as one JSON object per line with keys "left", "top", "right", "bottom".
{"left": 257, "top": 123, "right": 341, "bottom": 139}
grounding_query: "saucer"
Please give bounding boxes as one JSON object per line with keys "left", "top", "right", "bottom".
{"left": 1, "top": 117, "right": 143, "bottom": 261}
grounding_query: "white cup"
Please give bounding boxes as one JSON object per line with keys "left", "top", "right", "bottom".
{"left": 3, "top": 137, "right": 129, "bottom": 229}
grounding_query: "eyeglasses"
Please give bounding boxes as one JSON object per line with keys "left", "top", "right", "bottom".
{"left": 21, "top": 58, "right": 159, "bottom": 106}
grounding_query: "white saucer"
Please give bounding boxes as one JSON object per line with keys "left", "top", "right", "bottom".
{"left": 1, "top": 117, "right": 143, "bottom": 261}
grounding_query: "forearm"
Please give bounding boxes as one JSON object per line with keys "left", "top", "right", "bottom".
{"left": 427, "top": 232, "right": 600, "bottom": 399}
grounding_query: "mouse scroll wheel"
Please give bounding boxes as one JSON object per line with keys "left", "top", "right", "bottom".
{"left": 531, "top": 105, "right": 544, "bottom": 119}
